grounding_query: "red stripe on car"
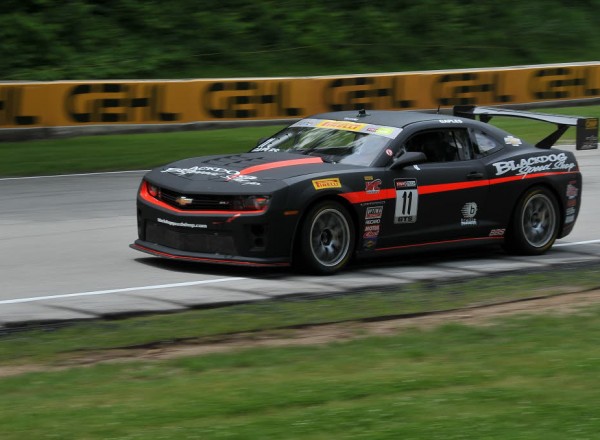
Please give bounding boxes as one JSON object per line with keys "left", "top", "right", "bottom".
{"left": 376, "top": 236, "right": 504, "bottom": 251}
{"left": 340, "top": 188, "right": 396, "bottom": 204}
{"left": 237, "top": 157, "right": 323, "bottom": 175}
{"left": 418, "top": 180, "right": 489, "bottom": 195}
{"left": 341, "top": 170, "right": 578, "bottom": 202}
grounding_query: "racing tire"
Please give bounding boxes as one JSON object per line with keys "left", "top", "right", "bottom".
{"left": 504, "top": 187, "right": 560, "bottom": 255}
{"left": 297, "top": 201, "right": 355, "bottom": 274}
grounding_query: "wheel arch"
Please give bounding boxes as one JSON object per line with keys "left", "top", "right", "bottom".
{"left": 290, "top": 194, "right": 360, "bottom": 263}
{"left": 504, "top": 181, "right": 563, "bottom": 254}
{"left": 506, "top": 181, "right": 564, "bottom": 236}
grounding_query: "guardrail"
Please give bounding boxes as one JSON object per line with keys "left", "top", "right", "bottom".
{"left": 1, "top": 62, "right": 599, "bottom": 141}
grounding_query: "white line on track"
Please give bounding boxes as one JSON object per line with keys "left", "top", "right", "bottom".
{"left": 0, "top": 170, "right": 149, "bottom": 181}
{"left": 555, "top": 239, "right": 600, "bottom": 247}
{"left": 0, "top": 277, "right": 247, "bottom": 305}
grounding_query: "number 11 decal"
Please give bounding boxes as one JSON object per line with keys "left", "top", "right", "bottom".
{"left": 394, "top": 178, "right": 418, "bottom": 224}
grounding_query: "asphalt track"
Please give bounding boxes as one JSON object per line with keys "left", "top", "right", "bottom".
{"left": 1, "top": 146, "right": 600, "bottom": 328}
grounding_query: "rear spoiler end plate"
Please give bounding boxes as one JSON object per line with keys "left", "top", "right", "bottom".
{"left": 454, "top": 105, "right": 598, "bottom": 150}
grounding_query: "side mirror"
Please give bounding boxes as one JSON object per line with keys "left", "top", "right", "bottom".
{"left": 388, "top": 151, "right": 428, "bottom": 170}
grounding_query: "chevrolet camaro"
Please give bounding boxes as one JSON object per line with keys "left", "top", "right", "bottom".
{"left": 131, "top": 106, "right": 597, "bottom": 274}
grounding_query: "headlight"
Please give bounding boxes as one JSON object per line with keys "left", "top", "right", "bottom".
{"left": 232, "top": 195, "right": 271, "bottom": 211}
{"left": 147, "top": 183, "right": 160, "bottom": 198}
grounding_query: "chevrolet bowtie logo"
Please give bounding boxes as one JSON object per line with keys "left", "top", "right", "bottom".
{"left": 175, "top": 196, "right": 193, "bottom": 206}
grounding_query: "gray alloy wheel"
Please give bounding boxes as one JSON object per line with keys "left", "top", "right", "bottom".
{"left": 298, "top": 201, "right": 355, "bottom": 274}
{"left": 505, "top": 187, "right": 559, "bottom": 254}
{"left": 520, "top": 192, "right": 557, "bottom": 248}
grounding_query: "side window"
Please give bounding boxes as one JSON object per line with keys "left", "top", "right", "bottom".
{"left": 404, "top": 129, "right": 470, "bottom": 163}
{"left": 446, "top": 129, "right": 474, "bottom": 160}
{"left": 472, "top": 130, "right": 503, "bottom": 157}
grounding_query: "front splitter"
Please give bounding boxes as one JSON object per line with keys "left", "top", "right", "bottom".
{"left": 130, "top": 241, "right": 291, "bottom": 268}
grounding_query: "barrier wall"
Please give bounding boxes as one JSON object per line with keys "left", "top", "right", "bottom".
{"left": 1, "top": 62, "right": 599, "bottom": 129}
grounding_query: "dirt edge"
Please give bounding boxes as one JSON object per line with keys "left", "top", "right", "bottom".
{"left": 1, "top": 289, "right": 599, "bottom": 378}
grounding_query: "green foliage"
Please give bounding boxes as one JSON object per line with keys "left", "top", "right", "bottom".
{"left": 1, "top": 0, "right": 599, "bottom": 80}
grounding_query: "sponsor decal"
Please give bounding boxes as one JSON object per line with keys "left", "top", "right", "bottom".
{"left": 162, "top": 166, "right": 239, "bottom": 177}
{"left": 158, "top": 218, "right": 207, "bottom": 229}
{"left": 365, "top": 178, "right": 382, "bottom": 194}
{"left": 439, "top": 119, "right": 463, "bottom": 124}
{"left": 492, "top": 153, "right": 576, "bottom": 177}
{"left": 162, "top": 166, "right": 261, "bottom": 185}
{"left": 370, "top": 126, "right": 395, "bottom": 136}
{"left": 566, "top": 181, "right": 579, "bottom": 199}
{"left": 395, "top": 179, "right": 417, "bottom": 188}
{"left": 363, "top": 220, "right": 380, "bottom": 238}
{"left": 292, "top": 118, "right": 321, "bottom": 127}
{"left": 361, "top": 200, "right": 387, "bottom": 207}
{"left": 394, "top": 178, "right": 418, "bottom": 224}
{"left": 252, "top": 144, "right": 280, "bottom": 153}
{"left": 489, "top": 228, "right": 505, "bottom": 237}
{"left": 461, "top": 202, "right": 478, "bottom": 226}
{"left": 366, "top": 206, "right": 384, "bottom": 219}
{"left": 365, "top": 218, "right": 380, "bottom": 225}
{"left": 565, "top": 181, "right": 578, "bottom": 218}
{"left": 312, "top": 177, "right": 342, "bottom": 190}
{"left": 565, "top": 205, "right": 577, "bottom": 223}
{"left": 363, "top": 238, "right": 378, "bottom": 250}
{"left": 317, "top": 120, "right": 366, "bottom": 131}
{"left": 363, "top": 230, "right": 380, "bottom": 238}
{"left": 225, "top": 174, "right": 261, "bottom": 185}
{"left": 291, "top": 118, "right": 402, "bottom": 139}
{"left": 162, "top": 157, "right": 322, "bottom": 184}
{"left": 504, "top": 135, "right": 522, "bottom": 146}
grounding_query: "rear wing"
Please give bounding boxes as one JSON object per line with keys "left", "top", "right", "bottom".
{"left": 454, "top": 105, "right": 598, "bottom": 150}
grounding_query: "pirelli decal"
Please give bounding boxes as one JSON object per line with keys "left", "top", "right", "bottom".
{"left": 316, "top": 120, "right": 366, "bottom": 131}
{"left": 312, "top": 178, "right": 342, "bottom": 190}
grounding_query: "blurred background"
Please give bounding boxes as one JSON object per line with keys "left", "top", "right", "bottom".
{"left": 1, "top": 0, "right": 599, "bottom": 81}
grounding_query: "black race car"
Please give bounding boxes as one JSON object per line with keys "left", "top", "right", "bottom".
{"left": 131, "top": 106, "right": 598, "bottom": 274}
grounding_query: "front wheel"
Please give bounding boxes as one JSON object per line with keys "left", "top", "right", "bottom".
{"left": 504, "top": 187, "right": 559, "bottom": 255}
{"left": 296, "top": 201, "right": 355, "bottom": 274}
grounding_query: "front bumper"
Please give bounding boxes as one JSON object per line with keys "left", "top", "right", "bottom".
{"left": 130, "top": 241, "right": 291, "bottom": 267}
{"left": 133, "top": 191, "right": 298, "bottom": 267}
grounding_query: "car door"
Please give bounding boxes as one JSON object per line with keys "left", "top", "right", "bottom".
{"left": 378, "top": 127, "right": 491, "bottom": 249}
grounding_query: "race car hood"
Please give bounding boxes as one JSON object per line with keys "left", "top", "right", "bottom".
{"left": 145, "top": 152, "right": 357, "bottom": 193}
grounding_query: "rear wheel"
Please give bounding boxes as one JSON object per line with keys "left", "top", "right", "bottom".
{"left": 504, "top": 187, "right": 559, "bottom": 254}
{"left": 297, "top": 201, "right": 355, "bottom": 274}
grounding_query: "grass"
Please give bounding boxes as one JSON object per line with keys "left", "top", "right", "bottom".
{"left": 1, "top": 285, "right": 600, "bottom": 438}
{"left": 0, "top": 125, "right": 285, "bottom": 177}
{"left": 1, "top": 105, "right": 598, "bottom": 177}
{"left": 2, "top": 265, "right": 600, "bottom": 366}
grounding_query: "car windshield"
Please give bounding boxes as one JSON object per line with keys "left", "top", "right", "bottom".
{"left": 249, "top": 118, "right": 401, "bottom": 166}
